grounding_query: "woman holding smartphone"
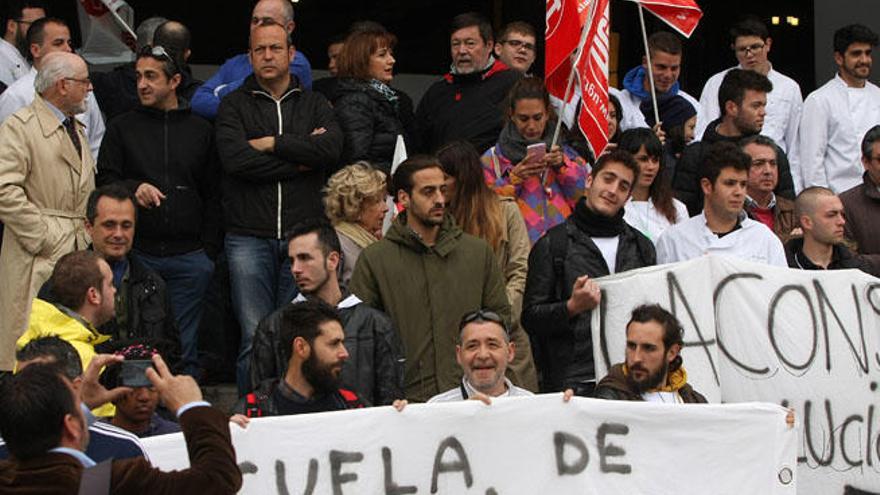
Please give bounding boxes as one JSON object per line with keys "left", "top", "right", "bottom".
{"left": 481, "top": 78, "right": 590, "bottom": 244}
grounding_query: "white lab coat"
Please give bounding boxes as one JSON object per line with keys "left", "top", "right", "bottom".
{"left": 655, "top": 212, "right": 787, "bottom": 267}
{"left": 798, "top": 74, "right": 880, "bottom": 193}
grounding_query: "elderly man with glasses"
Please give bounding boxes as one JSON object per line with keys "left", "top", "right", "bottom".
{"left": 95, "top": 43, "right": 221, "bottom": 379}
{"left": 0, "top": 51, "right": 96, "bottom": 372}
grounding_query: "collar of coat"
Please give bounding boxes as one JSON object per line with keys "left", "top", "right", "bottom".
{"left": 384, "top": 211, "right": 463, "bottom": 257}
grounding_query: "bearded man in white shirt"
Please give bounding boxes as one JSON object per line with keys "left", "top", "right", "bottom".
{"left": 799, "top": 24, "right": 880, "bottom": 194}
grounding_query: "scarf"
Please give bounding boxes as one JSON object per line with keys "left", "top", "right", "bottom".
{"left": 622, "top": 65, "right": 681, "bottom": 101}
{"left": 622, "top": 364, "right": 689, "bottom": 392}
{"left": 368, "top": 79, "right": 398, "bottom": 106}
{"left": 572, "top": 197, "right": 626, "bottom": 237}
{"left": 497, "top": 118, "right": 558, "bottom": 165}
{"left": 335, "top": 221, "right": 379, "bottom": 249}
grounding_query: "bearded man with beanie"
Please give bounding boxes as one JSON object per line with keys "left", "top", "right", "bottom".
{"left": 522, "top": 150, "right": 656, "bottom": 394}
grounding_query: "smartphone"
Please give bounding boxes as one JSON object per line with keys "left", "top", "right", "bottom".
{"left": 526, "top": 142, "right": 547, "bottom": 163}
{"left": 120, "top": 360, "right": 154, "bottom": 388}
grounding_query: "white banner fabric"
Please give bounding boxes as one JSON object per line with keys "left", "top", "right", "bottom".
{"left": 142, "top": 395, "right": 796, "bottom": 494}
{"left": 592, "top": 255, "right": 880, "bottom": 494}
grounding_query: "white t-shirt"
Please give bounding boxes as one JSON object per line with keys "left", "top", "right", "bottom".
{"left": 624, "top": 197, "right": 690, "bottom": 244}
{"left": 592, "top": 236, "right": 620, "bottom": 274}
{"left": 655, "top": 212, "right": 787, "bottom": 266}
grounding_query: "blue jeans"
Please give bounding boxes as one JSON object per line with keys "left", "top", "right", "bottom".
{"left": 133, "top": 250, "right": 214, "bottom": 378}
{"left": 225, "top": 234, "right": 297, "bottom": 394}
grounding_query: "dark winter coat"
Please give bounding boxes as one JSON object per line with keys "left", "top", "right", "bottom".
{"left": 333, "top": 78, "right": 416, "bottom": 174}
{"left": 521, "top": 217, "right": 656, "bottom": 392}
{"left": 96, "top": 100, "right": 220, "bottom": 257}
{"left": 215, "top": 75, "right": 342, "bottom": 239}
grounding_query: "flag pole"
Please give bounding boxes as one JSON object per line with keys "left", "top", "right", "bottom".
{"left": 99, "top": 0, "right": 137, "bottom": 40}
{"left": 550, "top": 0, "right": 600, "bottom": 150}
{"left": 637, "top": 4, "right": 661, "bottom": 126}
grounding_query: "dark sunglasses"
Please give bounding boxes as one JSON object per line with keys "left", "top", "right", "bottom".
{"left": 138, "top": 45, "right": 181, "bottom": 76}
{"left": 459, "top": 309, "right": 509, "bottom": 334}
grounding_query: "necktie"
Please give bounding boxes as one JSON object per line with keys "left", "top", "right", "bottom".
{"left": 63, "top": 117, "right": 82, "bottom": 158}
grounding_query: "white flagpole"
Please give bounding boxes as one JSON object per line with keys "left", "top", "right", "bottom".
{"left": 637, "top": 3, "right": 661, "bottom": 126}
{"left": 549, "top": 0, "right": 600, "bottom": 150}
{"left": 99, "top": 0, "right": 137, "bottom": 40}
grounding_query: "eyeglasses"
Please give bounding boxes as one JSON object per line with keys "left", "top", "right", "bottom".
{"left": 501, "top": 40, "right": 535, "bottom": 52}
{"left": 734, "top": 42, "right": 765, "bottom": 55}
{"left": 138, "top": 45, "right": 181, "bottom": 75}
{"left": 459, "top": 309, "right": 509, "bottom": 334}
{"left": 502, "top": 39, "right": 536, "bottom": 52}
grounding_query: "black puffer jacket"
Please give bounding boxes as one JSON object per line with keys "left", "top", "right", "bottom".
{"left": 333, "top": 78, "right": 416, "bottom": 175}
{"left": 521, "top": 216, "right": 655, "bottom": 392}
{"left": 673, "top": 118, "right": 796, "bottom": 216}
{"left": 38, "top": 256, "right": 181, "bottom": 365}
{"left": 96, "top": 100, "right": 220, "bottom": 257}
{"left": 248, "top": 293, "right": 405, "bottom": 406}
{"left": 215, "top": 75, "right": 342, "bottom": 239}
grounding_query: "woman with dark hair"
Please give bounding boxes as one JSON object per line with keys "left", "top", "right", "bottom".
{"left": 642, "top": 94, "right": 697, "bottom": 173}
{"left": 438, "top": 140, "right": 537, "bottom": 392}
{"left": 608, "top": 93, "right": 623, "bottom": 147}
{"left": 333, "top": 28, "right": 415, "bottom": 175}
{"left": 481, "top": 77, "right": 590, "bottom": 244}
{"left": 618, "top": 128, "right": 689, "bottom": 243}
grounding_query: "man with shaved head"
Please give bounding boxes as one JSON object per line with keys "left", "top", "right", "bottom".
{"left": 0, "top": 50, "right": 95, "bottom": 371}
{"left": 784, "top": 186, "right": 880, "bottom": 275}
{"left": 192, "top": 0, "right": 312, "bottom": 119}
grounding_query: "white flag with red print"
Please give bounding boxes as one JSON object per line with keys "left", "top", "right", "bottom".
{"left": 625, "top": 0, "right": 703, "bottom": 37}
{"left": 77, "top": 0, "right": 136, "bottom": 64}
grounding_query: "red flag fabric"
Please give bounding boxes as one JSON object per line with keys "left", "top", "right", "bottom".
{"left": 545, "top": 0, "right": 589, "bottom": 98}
{"left": 627, "top": 0, "right": 703, "bottom": 38}
{"left": 574, "top": 0, "right": 611, "bottom": 157}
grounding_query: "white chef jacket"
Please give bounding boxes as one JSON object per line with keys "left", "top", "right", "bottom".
{"left": 0, "top": 38, "right": 29, "bottom": 88}
{"left": 798, "top": 74, "right": 880, "bottom": 193}
{"left": 611, "top": 85, "right": 699, "bottom": 132}
{"left": 655, "top": 212, "right": 787, "bottom": 267}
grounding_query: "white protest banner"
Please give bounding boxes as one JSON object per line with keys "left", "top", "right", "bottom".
{"left": 142, "top": 395, "right": 796, "bottom": 494}
{"left": 592, "top": 255, "right": 880, "bottom": 494}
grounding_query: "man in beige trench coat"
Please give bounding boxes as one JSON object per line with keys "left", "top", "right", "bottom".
{"left": 0, "top": 51, "right": 95, "bottom": 370}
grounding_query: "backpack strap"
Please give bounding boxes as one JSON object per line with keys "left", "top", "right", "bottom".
{"left": 548, "top": 224, "right": 569, "bottom": 300}
{"left": 338, "top": 388, "right": 364, "bottom": 409}
{"left": 245, "top": 392, "right": 262, "bottom": 418}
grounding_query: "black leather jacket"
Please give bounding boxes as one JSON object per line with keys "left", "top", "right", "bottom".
{"left": 521, "top": 218, "right": 655, "bottom": 392}
{"left": 248, "top": 294, "right": 405, "bottom": 406}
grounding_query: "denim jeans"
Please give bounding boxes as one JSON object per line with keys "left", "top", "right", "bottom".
{"left": 132, "top": 249, "right": 214, "bottom": 378}
{"left": 225, "top": 234, "right": 297, "bottom": 394}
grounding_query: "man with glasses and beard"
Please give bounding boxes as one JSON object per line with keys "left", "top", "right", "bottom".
{"left": 593, "top": 304, "right": 707, "bottom": 403}
{"left": 0, "top": 0, "right": 45, "bottom": 89}
{"left": 233, "top": 300, "right": 363, "bottom": 418}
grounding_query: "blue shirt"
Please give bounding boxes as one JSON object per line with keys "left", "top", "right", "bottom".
{"left": 191, "top": 51, "right": 312, "bottom": 119}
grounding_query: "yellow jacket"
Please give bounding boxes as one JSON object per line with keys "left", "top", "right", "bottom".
{"left": 16, "top": 298, "right": 114, "bottom": 417}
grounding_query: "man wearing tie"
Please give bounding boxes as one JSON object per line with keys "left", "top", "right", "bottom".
{"left": 0, "top": 51, "right": 95, "bottom": 371}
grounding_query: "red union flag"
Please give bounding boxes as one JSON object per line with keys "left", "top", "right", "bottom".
{"left": 545, "top": 0, "right": 589, "bottom": 97}
{"left": 574, "top": 0, "right": 611, "bottom": 157}
{"left": 626, "top": 0, "right": 703, "bottom": 37}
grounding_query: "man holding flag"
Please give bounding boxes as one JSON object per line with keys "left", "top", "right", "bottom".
{"left": 545, "top": 0, "right": 702, "bottom": 157}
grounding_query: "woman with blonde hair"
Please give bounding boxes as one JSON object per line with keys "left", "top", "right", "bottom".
{"left": 323, "top": 162, "right": 389, "bottom": 286}
{"left": 437, "top": 140, "right": 538, "bottom": 392}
